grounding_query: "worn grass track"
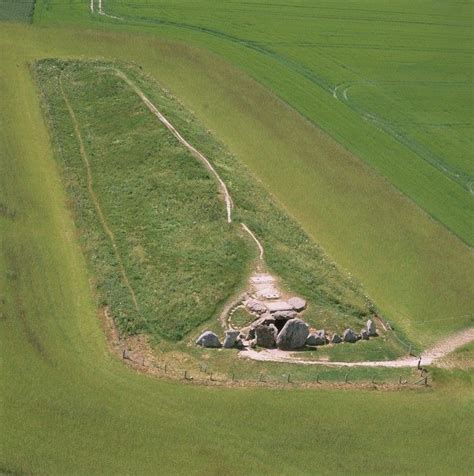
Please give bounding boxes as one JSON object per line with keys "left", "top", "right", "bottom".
{"left": 58, "top": 71, "right": 141, "bottom": 313}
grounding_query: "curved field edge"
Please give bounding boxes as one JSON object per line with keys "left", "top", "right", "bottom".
{"left": 1, "top": 24, "right": 473, "bottom": 476}
{"left": 33, "top": 0, "right": 473, "bottom": 245}
{"left": 35, "top": 58, "right": 377, "bottom": 342}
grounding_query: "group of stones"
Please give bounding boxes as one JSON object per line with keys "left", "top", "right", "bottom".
{"left": 196, "top": 290, "right": 378, "bottom": 350}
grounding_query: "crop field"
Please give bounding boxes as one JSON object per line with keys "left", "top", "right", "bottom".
{"left": 1, "top": 0, "right": 473, "bottom": 474}
{"left": 35, "top": 0, "right": 474, "bottom": 243}
{"left": 0, "top": 0, "right": 35, "bottom": 22}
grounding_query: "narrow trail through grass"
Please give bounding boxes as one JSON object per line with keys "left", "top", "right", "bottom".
{"left": 114, "top": 68, "right": 234, "bottom": 223}
{"left": 59, "top": 70, "right": 141, "bottom": 314}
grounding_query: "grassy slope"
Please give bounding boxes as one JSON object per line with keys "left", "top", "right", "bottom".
{"left": 35, "top": 0, "right": 473, "bottom": 244}
{"left": 1, "top": 23, "right": 473, "bottom": 476}
{"left": 35, "top": 59, "right": 251, "bottom": 340}
{"left": 37, "top": 58, "right": 379, "bottom": 344}
{"left": 28, "top": 5, "right": 473, "bottom": 343}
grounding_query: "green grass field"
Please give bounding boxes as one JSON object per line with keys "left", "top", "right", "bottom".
{"left": 1, "top": 2, "right": 473, "bottom": 473}
{"left": 34, "top": 59, "right": 251, "bottom": 340}
{"left": 35, "top": 58, "right": 382, "bottom": 345}
{"left": 34, "top": 0, "right": 474, "bottom": 244}
{"left": 28, "top": 0, "right": 473, "bottom": 344}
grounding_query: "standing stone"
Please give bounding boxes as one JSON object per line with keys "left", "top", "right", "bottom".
{"left": 288, "top": 297, "right": 307, "bottom": 312}
{"left": 223, "top": 329, "right": 240, "bottom": 348}
{"left": 367, "top": 319, "right": 377, "bottom": 336}
{"left": 255, "top": 324, "right": 278, "bottom": 348}
{"left": 331, "top": 334, "right": 342, "bottom": 344}
{"left": 276, "top": 319, "right": 309, "bottom": 350}
{"left": 306, "top": 330, "right": 327, "bottom": 346}
{"left": 343, "top": 328, "right": 358, "bottom": 343}
{"left": 306, "top": 333, "right": 318, "bottom": 346}
{"left": 360, "top": 329, "right": 369, "bottom": 340}
{"left": 196, "top": 331, "right": 222, "bottom": 348}
{"left": 235, "top": 338, "right": 245, "bottom": 350}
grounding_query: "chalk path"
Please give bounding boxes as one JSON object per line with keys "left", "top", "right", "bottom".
{"left": 240, "top": 327, "right": 474, "bottom": 367}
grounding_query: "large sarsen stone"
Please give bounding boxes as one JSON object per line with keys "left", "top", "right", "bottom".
{"left": 196, "top": 331, "right": 222, "bottom": 348}
{"left": 306, "top": 330, "right": 327, "bottom": 346}
{"left": 343, "top": 328, "right": 358, "bottom": 343}
{"left": 288, "top": 297, "right": 307, "bottom": 312}
{"left": 255, "top": 324, "right": 278, "bottom": 348}
{"left": 223, "top": 330, "right": 240, "bottom": 348}
{"left": 367, "top": 319, "right": 377, "bottom": 336}
{"left": 276, "top": 318, "right": 309, "bottom": 350}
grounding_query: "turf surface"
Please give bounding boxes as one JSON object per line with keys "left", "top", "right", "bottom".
{"left": 1, "top": 10, "right": 473, "bottom": 475}
{"left": 34, "top": 0, "right": 474, "bottom": 244}
{"left": 36, "top": 58, "right": 380, "bottom": 343}
{"left": 26, "top": 2, "right": 473, "bottom": 344}
{"left": 35, "top": 59, "right": 250, "bottom": 340}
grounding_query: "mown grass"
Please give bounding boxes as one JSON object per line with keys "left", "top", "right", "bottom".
{"left": 1, "top": 22, "right": 473, "bottom": 476}
{"left": 36, "top": 58, "right": 380, "bottom": 344}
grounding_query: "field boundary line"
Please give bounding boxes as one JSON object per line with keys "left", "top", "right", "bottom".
{"left": 59, "top": 72, "right": 140, "bottom": 313}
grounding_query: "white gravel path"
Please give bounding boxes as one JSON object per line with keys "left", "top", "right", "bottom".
{"left": 240, "top": 327, "right": 474, "bottom": 367}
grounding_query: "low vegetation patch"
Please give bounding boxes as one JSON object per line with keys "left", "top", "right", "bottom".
{"left": 36, "top": 59, "right": 379, "bottom": 345}
{"left": 0, "top": 0, "right": 35, "bottom": 22}
{"left": 35, "top": 59, "right": 250, "bottom": 340}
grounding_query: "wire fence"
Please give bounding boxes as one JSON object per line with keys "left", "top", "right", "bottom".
{"left": 120, "top": 349, "right": 430, "bottom": 388}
